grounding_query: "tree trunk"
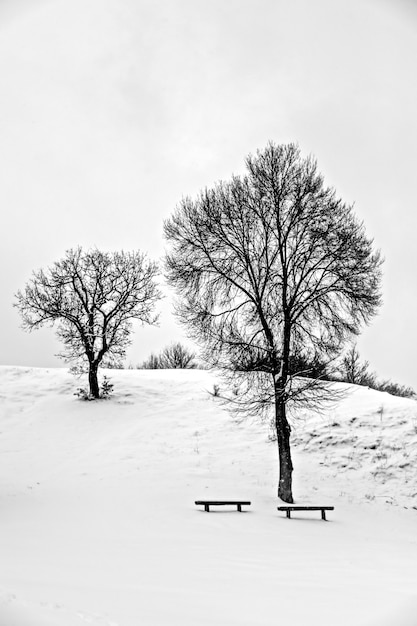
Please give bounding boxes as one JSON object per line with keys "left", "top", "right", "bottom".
{"left": 88, "top": 362, "right": 100, "bottom": 399}
{"left": 275, "top": 394, "right": 294, "bottom": 503}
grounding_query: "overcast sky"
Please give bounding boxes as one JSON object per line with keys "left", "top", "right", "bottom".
{"left": 1, "top": 0, "right": 416, "bottom": 388}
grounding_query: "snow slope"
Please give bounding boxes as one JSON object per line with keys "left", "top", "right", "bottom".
{"left": 0, "top": 367, "right": 416, "bottom": 625}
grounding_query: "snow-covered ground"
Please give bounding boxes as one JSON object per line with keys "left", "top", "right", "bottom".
{"left": 0, "top": 366, "right": 416, "bottom": 625}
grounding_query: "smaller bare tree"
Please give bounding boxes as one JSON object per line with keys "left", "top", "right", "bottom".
{"left": 15, "top": 247, "right": 161, "bottom": 398}
{"left": 140, "top": 353, "right": 164, "bottom": 369}
{"left": 160, "top": 342, "right": 196, "bottom": 369}
{"left": 140, "top": 342, "right": 197, "bottom": 369}
{"left": 340, "top": 345, "right": 376, "bottom": 386}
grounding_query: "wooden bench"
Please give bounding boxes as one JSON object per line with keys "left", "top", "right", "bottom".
{"left": 277, "top": 505, "right": 334, "bottom": 520}
{"left": 195, "top": 500, "right": 251, "bottom": 512}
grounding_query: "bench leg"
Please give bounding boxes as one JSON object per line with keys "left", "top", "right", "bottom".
{"left": 204, "top": 504, "right": 210, "bottom": 512}
{"left": 321, "top": 509, "right": 326, "bottom": 521}
{"left": 237, "top": 504, "right": 242, "bottom": 512}
{"left": 286, "top": 510, "right": 291, "bottom": 519}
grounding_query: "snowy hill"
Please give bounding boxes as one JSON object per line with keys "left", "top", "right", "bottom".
{"left": 0, "top": 366, "right": 416, "bottom": 625}
{"left": 291, "top": 383, "right": 417, "bottom": 509}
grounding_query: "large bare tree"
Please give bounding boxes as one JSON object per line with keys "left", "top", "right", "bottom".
{"left": 164, "top": 142, "right": 382, "bottom": 502}
{"left": 15, "top": 247, "right": 161, "bottom": 398}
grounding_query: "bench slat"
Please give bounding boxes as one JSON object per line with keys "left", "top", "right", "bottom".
{"left": 195, "top": 500, "right": 251, "bottom": 512}
{"left": 277, "top": 505, "right": 334, "bottom": 520}
{"left": 195, "top": 501, "right": 251, "bottom": 505}
{"left": 277, "top": 506, "right": 334, "bottom": 511}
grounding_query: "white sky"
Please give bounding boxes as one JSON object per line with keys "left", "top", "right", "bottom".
{"left": 1, "top": 0, "right": 416, "bottom": 389}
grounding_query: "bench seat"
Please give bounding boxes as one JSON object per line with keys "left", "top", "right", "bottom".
{"left": 277, "top": 505, "right": 334, "bottom": 520}
{"left": 195, "top": 500, "right": 251, "bottom": 512}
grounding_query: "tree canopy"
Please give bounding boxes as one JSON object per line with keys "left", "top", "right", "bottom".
{"left": 15, "top": 247, "right": 161, "bottom": 398}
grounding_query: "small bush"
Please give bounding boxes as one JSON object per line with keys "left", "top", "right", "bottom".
{"left": 74, "top": 375, "right": 114, "bottom": 401}
{"left": 372, "top": 380, "right": 416, "bottom": 398}
{"left": 336, "top": 345, "right": 416, "bottom": 398}
{"left": 74, "top": 387, "right": 92, "bottom": 401}
{"left": 139, "top": 343, "right": 197, "bottom": 369}
{"left": 139, "top": 353, "right": 164, "bottom": 369}
{"left": 211, "top": 384, "right": 221, "bottom": 397}
{"left": 100, "top": 375, "right": 114, "bottom": 398}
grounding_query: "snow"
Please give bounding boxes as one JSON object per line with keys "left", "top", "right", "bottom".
{"left": 1, "top": 366, "right": 417, "bottom": 625}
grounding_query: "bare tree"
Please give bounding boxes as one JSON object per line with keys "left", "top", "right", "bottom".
{"left": 140, "top": 352, "right": 164, "bottom": 369}
{"left": 340, "top": 344, "right": 376, "bottom": 386}
{"left": 15, "top": 247, "right": 161, "bottom": 398}
{"left": 160, "top": 342, "right": 196, "bottom": 368}
{"left": 164, "top": 142, "right": 382, "bottom": 502}
{"left": 140, "top": 342, "right": 196, "bottom": 369}
{"left": 339, "top": 346, "right": 416, "bottom": 397}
